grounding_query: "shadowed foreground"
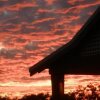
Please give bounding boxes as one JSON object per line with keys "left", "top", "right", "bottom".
{"left": 0, "top": 83, "right": 100, "bottom": 100}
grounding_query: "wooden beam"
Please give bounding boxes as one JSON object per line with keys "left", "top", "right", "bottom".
{"left": 50, "top": 72, "right": 64, "bottom": 100}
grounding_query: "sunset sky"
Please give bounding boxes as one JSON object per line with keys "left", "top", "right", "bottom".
{"left": 0, "top": 0, "right": 100, "bottom": 98}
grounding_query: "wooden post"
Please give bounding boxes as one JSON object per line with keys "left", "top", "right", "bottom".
{"left": 51, "top": 72, "right": 64, "bottom": 100}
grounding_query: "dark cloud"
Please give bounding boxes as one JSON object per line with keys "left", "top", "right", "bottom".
{"left": 54, "top": 30, "right": 66, "bottom": 35}
{"left": 24, "top": 42, "right": 38, "bottom": 51}
{"left": 0, "top": 49, "right": 12, "bottom": 58}
{"left": 53, "top": 0, "right": 71, "bottom": 9}
{"left": 0, "top": 1, "right": 7, "bottom": 7}
{"left": 8, "top": 0, "right": 24, "bottom": 5}
{"left": 18, "top": 7, "right": 38, "bottom": 22}
{"left": 0, "top": 49, "right": 19, "bottom": 59}
{"left": 36, "top": 0, "right": 46, "bottom": 7}
{"left": 16, "top": 38, "right": 26, "bottom": 43}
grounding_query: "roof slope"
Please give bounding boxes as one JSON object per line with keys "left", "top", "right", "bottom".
{"left": 29, "top": 6, "right": 100, "bottom": 76}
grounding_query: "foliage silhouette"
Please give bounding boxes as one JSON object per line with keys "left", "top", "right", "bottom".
{"left": 19, "top": 93, "right": 49, "bottom": 100}
{"left": 1, "top": 83, "right": 100, "bottom": 100}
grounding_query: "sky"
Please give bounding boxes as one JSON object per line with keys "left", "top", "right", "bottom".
{"left": 0, "top": 0, "right": 100, "bottom": 98}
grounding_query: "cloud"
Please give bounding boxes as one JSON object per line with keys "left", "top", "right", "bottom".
{"left": 0, "top": 0, "right": 100, "bottom": 93}
{"left": 67, "top": 0, "right": 84, "bottom": 5}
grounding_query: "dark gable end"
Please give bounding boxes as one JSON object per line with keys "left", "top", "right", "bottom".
{"left": 29, "top": 6, "right": 100, "bottom": 76}
{"left": 79, "top": 22, "right": 100, "bottom": 56}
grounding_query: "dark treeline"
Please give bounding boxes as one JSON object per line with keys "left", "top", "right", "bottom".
{"left": 19, "top": 93, "right": 50, "bottom": 100}
{"left": 0, "top": 83, "right": 100, "bottom": 100}
{"left": 0, "top": 93, "right": 50, "bottom": 100}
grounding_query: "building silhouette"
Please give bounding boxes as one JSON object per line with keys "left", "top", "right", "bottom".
{"left": 29, "top": 6, "right": 100, "bottom": 100}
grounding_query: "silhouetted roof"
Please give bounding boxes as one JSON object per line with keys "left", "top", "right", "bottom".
{"left": 29, "top": 6, "right": 100, "bottom": 76}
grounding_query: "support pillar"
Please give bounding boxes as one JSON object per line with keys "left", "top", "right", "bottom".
{"left": 51, "top": 72, "right": 64, "bottom": 100}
